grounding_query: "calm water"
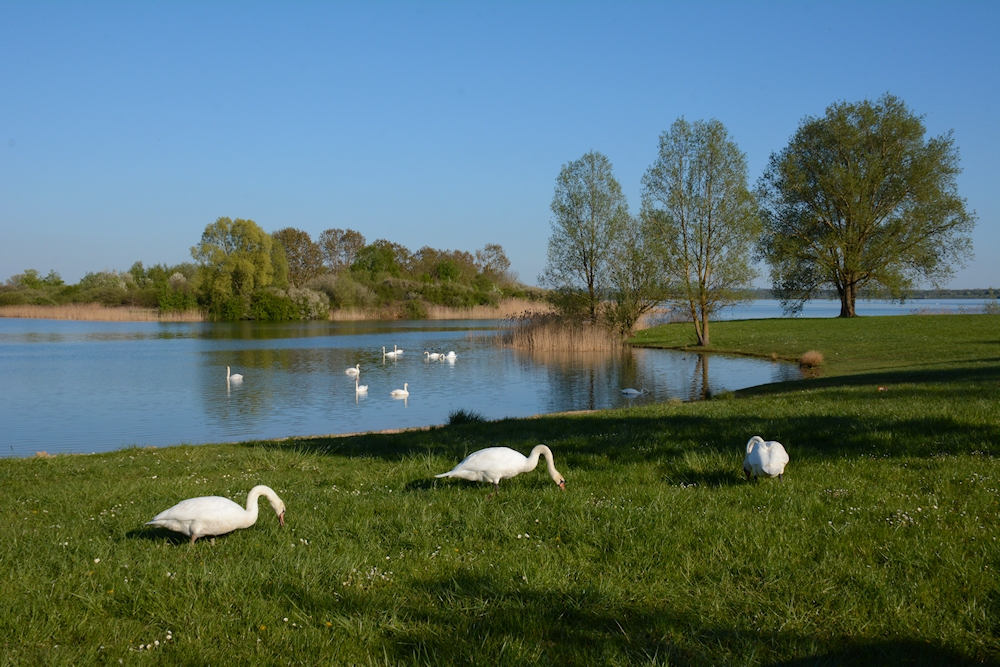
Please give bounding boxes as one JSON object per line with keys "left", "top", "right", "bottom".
{"left": 0, "top": 318, "right": 802, "bottom": 458}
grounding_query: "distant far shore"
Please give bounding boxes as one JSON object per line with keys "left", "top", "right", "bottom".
{"left": 0, "top": 298, "right": 553, "bottom": 323}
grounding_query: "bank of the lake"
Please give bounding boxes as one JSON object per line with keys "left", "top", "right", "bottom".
{"left": 1, "top": 314, "right": 997, "bottom": 665}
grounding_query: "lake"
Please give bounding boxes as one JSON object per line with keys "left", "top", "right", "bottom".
{"left": 2, "top": 298, "right": 989, "bottom": 458}
{"left": 0, "top": 317, "right": 803, "bottom": 458}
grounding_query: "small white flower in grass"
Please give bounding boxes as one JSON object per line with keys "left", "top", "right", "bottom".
{"left": 94, "top": 558, "right": 100, "bottom": 563}
{"left": 283, "top": 617, "right": 289, "bottom": 622}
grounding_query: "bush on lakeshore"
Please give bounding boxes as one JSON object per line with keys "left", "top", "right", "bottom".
{"left": 799, "top": 350, "right": 825, "bottom": 367}
{"left": 448, "top": 408, "right": 487, "bottom": 424}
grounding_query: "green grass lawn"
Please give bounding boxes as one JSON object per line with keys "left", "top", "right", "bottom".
{"left": 2, "top": 314, "right": 999, "bottom": 665}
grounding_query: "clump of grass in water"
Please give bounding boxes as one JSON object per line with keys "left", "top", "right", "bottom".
{"left": 448, "top": 408, "right": 487, "bottom": 425}
{"left": 495, "top": 312, "right": 624, "bottom": 351}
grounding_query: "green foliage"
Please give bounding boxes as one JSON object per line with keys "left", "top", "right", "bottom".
{"left": 400, "top": 298, "right": 428, "bottom": 319}
{"left": 758, "top": 93, "right": 976, "bottom": 317}
{"left": 447, "top": 408, "right": 487, "bottom": 424}
{"left": 319, "top": 228, "right": 367, "bottom": 271}
{"left": 273, "top": 227, "right": 324, "bottom": 287}
{"left": 351, "top": 239, "right": 407, "bottom": 279}
{"left": 191, "top": 217, "right": 276, "bottom": 319}
{"left": 542, "top": 151, "right": 630, "bottom": 322}
{"left": 249, "top": 290, "right": 299, "bottom": 321}
{"left": 642, "top": 117, "right": 760, "bottom": 345}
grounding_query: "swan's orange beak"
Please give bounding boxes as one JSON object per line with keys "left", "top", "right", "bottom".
{"left": 278, "top": 512, "right": 286, "bottom": 527}
{"left": 558, "top": 479, "right": 566, "bottom": 491}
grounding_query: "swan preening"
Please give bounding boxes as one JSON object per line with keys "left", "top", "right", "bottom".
{"left": 743, "top": 436, "right": 789, "bottom": 481}
{"left": 346, "top": 364, "right": 361, "bottom": 376}
{"left": 621, "top": 387, "right": 647, "bottom": 397}
{"left": 226, "top": 366, "right": 243, "bottom": 382}
{"left": 444, "top": 351, "right": 457, "bottom": 360}
{"left": 355, "top": 377, "right": 368, "bottom": 393}
{"left": 391, "top": 383, "right": 409, "bottom": 398}
{"left": 146, "top": 485, "right": 286, "bottom": 544}
{"left": 436, "top": 444, "right": 566, "bottom": 497}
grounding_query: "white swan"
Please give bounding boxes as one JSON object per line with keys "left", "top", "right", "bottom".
{"left": 226, "top": 366, "right": 243, "bottom": 383}
{"left": 621, "top": 387, "right": 647, "bottom": 397}
{"left": 436, "top": 444, "right": 566, "bottom": 496}
{"left": 390, "top": 383, "right": 408, "bottom": 398}
{"left": 444, "top": 350, "right": 457, "bottom": 360}
{"left": 345, "top": 364, "right": 360, "bottom": 376}
{"left": 424, "top": 351, "right": 441, "bottom": 361}
{"left": 146, "top": 485, "right": 286, "bottom": 544}
{"left": 383, "top": 345, "right": 400, "bottom": 359}
{"left": 743, "top": 436, "right": 790, "bottom": 481}
{"left": 355, "top": 377, "right": 368, "bottom": 394}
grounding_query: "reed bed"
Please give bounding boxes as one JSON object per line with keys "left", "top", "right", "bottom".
{"left": 495, "top": 312, "right": 624, "bottom": 351}
{"left": 0, "top": 304, "right": 204, "bottom": 322}
{"left": 329, "top": 298, "right": 554, "bottom": 321}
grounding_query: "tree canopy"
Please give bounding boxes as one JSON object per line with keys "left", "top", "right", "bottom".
{"left": 273, "top": 227, "right": 323, "bottom": 287}
{"left": 191, "top": 217, "right": 276, "bottom": 317}
{"left": 642, "top": 118, "right": 759, "bottom": 345}
{"left": 758, "top": 94, "right": 976, "bottom": 317}
{"left": 541, "top": 151, "right": 629, "bottom": 322}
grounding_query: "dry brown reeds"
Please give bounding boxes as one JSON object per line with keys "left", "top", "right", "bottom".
{"left": 495, "top": 313, "right": 624, "bottom": 352}
{"left": 328, "top": 298, "right": 554, "bottom": 321}
{"left": 0, "top": 304, "right": 205, "bottom": 322}
{"left": 799, "top": 350, "right": 824, "bottom": 368}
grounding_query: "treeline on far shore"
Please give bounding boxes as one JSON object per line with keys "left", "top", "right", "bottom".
{"left": 1, "top": 218, "right": 546, "bottom": 321}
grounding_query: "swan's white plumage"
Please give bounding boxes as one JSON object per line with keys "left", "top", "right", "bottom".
{"left": 346, "top": 364, "right": 360, "bottom": 376}
{"left": 621, "top": 387, "right": 646, "bottom": 397}
{"left": 444, "top": 350, "right": 457, "bottom": 360}
{"left": 355, "top": 377, "right": 368, "bottom": 393}
{"left": 227, "top": 366, "right": 243, "bottom": 382}
{"left": 424, "top": 351, "right": 441, "bottom": 361}
{"left": 436, "top": 444, "right": 565, "bottom": 494}
{"left": 743, "top": 436, "right": 789, "bottom": 481}
{"left": 390, "top": 382, "right": 408, "bottom": 397}
{"left": 383, "top": 345, "right": 401, "bottom": 359}
{"left": 146, "top": 485, "right": 286, "bottom": 544}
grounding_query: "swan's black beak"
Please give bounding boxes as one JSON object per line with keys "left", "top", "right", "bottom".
{"left": 278, "top": 511, "right": 286, "bottom": 527}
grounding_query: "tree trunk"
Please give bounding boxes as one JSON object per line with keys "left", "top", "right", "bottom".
{"left": 699, "top": 308, "right": 710, "bottom": 346}
{"left": 838, "top": 282, "right": 858, "bottom": 317}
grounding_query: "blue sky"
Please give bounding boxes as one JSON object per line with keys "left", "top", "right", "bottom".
{"left": 2, "top": 1, "right": 997, "bottom": 288}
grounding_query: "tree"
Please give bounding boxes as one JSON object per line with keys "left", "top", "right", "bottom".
{"left": 541, "top": 151, "right": 629, "bottom": 322}
{"left": 272, "top": 227, "right": 323, "bottom": 287}
{"left": 350, "top": 239, "right": 410, "bottom": 278}
{"left": 191, "top": 217, "right": 275, "bottom": 317}
{"left": 604, "top": 214, "right": 669, "bottom": 337}
{"left": 474, "top": 243, "right": 512, "bottom": 283}
{"left": 319, "top": 228, "right": 367, "bottom": 271}
{"left": 642, "top": 118, "right": 760, "bottom": 346}
{"left": 758, "top": 94, "right": 976, "bottom": 317}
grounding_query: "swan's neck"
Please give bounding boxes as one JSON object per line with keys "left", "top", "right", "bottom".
{"left": 245, "top": 485, "right": 280, "bottom": 522}
{"left": 526, "top": 444, "right": 559, "bottom": 477}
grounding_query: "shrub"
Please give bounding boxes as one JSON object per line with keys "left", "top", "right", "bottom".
{"left": 249, "top": 290, "right": 298, "bottom": 321}
{"left": 287, "top": 287, "right": 330, "bottom": 320}
{"left": 448, "top": 408, "right": 487, "bottom": 425}
{"left": 400, "top": 299, "right": 428, "bottom": 319}
{"left": 800, "top": 350, "right": 824, "bottom": 368}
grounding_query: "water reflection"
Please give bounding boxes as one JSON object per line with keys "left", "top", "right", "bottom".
{"left": 0, "top": 319, "right": 801, "bottom": 457}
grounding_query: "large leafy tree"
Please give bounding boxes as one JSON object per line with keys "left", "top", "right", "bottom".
{"left": 272, "top": 227, "right": 323, "bottom": 287}
{"left": 758, "top": 94, "right": 975, "bottom": 317}
{"left": 191, "top": 217, "right": 275, "bottom": 316}
{"left": 541, "top": 151, "right": 629, "bottom": 323}
{"left": 604, "top": 214, "right": 668, "bottom": 337}
{"left": 642, "top": 118, "right": 759, "bottom": 346}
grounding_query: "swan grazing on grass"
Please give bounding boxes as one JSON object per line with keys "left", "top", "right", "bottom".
{"left": 621, "top": 387, "right": 647, "bottom": 397}
{"left": 226, "top": 366, "right": 243, "bottom": 383}
{"left": 355, "top": 377, "right": 368, "bottom": 394}
{"left": 346, "top": 364, "right": 360, "bottom": 376}
{"left": 743, "top": 436, "right": 789, "bottom": 481}
{"left": 146, "top": 485, "right": 286, "bottom": 544}
{"left": 391, "top": 383, "right": 409, "bottom": 398}
{"left": 436, "top": 444, "right": 566, "bottom": 497}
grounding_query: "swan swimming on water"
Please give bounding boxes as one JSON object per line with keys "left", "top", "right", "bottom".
{"left": 146, "top": 485, "right": 285, "bottom": 544}
{"left": 424, "top": 351, "right": 441, "bottom": 361}
{"left": 621, "top": 387, "right": 647, "bottom": 397}
{"left": 383, "top": 345, "right": 401, "bottom": 359}
{"left": 743, "top": 436, "right": 789, "bottom": 481}
{"left": 436, "top": 444, "right": 566, "bottom": 497}
{"left": 355, "top": 377, "right": 368, "bottom": 394}
{"left": 226, "top": 366, "right": 243, "bottom": 383}
{"left": 346, "top": 364, "right": 361, "bottom": 376}
{"left": 391, "top": 383, "right": 409, "bottom": 398}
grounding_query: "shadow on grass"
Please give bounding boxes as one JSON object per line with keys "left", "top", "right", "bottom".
{"left": 259, "top": 569, "right": 998, "bottom": 666}
{"left": 125, "top": 527, "right": 189, "bottom": 545}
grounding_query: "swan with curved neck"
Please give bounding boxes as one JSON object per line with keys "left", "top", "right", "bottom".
{"left": 346, "top": 364, "right": 360, "bottom": 376}
{"left": 391, "top": 382, "right": 408, "bottom": 397}
{"left": 355, "top": 377, "right": 368, "bottom": 393}
{"left": 146, "top": 485, "right": 285, "bottom": 544}
{"left": 436, "top": 444, "right": 566, "bottom": 497}
{"left": 226, "top": 366, "right": 243, "bottom": 382}
{"left": 383, "top": 345, "right": 401, "bottom": 359}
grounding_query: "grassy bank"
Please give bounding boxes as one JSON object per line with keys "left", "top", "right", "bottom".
{"left": 2, "top": 315, "right": 998, "bottom": 665}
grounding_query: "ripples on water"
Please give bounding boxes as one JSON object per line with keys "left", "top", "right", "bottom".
{"left": 0, "top": 316, "right": 807, "bottom": 458}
